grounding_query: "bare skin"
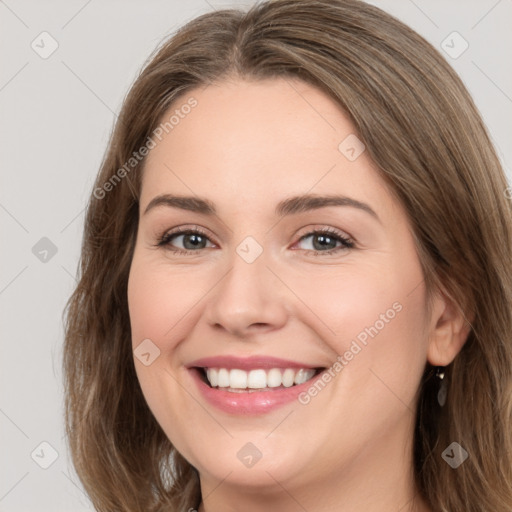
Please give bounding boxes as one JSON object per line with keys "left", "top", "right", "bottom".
{"left": 127, "top": 76, "right": 470, "bottom": 512}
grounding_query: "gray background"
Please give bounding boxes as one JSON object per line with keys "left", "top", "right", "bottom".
{"left": 1, "top": 0, "right": 511, "bottom": 510}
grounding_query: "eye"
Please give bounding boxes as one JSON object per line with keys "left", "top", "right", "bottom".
{"left": 156, "top": 226, "right": 215, "bottom": 255}
{"left": 155, "top": 226, "right": 355, "bottom": 256}
{"left": 294, "top": 228, "right": 354, "bottom": 255}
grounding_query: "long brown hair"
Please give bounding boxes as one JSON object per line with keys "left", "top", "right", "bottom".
{"left": 62, "top": 1, "right": 512, "bottom": 510}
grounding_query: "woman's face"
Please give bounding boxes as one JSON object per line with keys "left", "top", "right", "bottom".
{"left": 127, "top": 77, "right": 437, "bottom": 504}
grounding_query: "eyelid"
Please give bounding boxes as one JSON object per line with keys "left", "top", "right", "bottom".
{"left": 155, "top": 223, "right": 355, "bottom": 257}
{"left": 156, "top": 225, "right": 352, "bottom": 244}
{"left": 292, "top": 226, "right": 354, "bottom": 253}
{"left": 157, "top": 225, "right": 216, "bottom": 246}
{"left": 295, "top": 224, "right": 353, "bottom": 242}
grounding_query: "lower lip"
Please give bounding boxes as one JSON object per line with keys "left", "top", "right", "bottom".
{"left": 188, "top": 368, "right": 322, "bottom": 415}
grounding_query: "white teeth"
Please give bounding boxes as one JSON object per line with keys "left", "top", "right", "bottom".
{"left": 247, "top": 369, "right": 267, "bottom": 388}
{"left": 229, "top": 369, "right": 247, "bottom": 389}
{"left": 217, "top": 368, "right": 230, "bottom": 387}
{"left": 282, "top": 368, "right": 295, "bottom": 387}
{"left": 203, "top": 367, "right": 317, "bottom": 390}
{"left": 206, "top": 368, "right": 218, "bottom": 387}
{"left": 294, "top": 368, "right": 311, "bottom": 385}
{"left": 267, "top": 368, "right": 282, "bottom": 388}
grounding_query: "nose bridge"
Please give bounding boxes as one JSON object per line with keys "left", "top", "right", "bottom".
{"left": 205, "top": 235, "right": 289, "bottom": 336}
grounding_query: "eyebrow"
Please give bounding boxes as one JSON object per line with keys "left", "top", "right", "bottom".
{"left": 143, "top": 193, "right": 380, "bottom": 222}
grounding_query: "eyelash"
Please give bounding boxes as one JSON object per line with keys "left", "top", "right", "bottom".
{"left": 155, "top": 225, "right": 355, "bottom": 256}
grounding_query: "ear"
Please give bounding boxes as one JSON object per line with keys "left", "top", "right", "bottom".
{"left": 426, "top": 289, "right": 473, "bottom": 366}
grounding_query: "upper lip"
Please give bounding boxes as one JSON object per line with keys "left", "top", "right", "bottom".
{"left": 186, "top": 355, "right": 325, "bottom": 371}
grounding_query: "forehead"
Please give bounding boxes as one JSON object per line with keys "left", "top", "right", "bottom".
{"left": 140, "top": 77, "right": 397, "bottom": 221}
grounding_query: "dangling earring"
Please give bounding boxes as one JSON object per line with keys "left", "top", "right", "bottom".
{"left": 436, "top": 366, "right": 447, "bottom": 407}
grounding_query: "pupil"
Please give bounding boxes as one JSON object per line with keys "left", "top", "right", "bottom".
{"left": 313, "top": 234, "right": 336, "bottom": 251}
{"left": 184, "top": 234, "right": 205, "bottom": 250}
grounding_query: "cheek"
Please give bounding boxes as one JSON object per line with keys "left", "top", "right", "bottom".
{"left": 289, "top": 262, "right": 428, "bottom": 456}
{"left": 127, "top": 257, "right": 196, "bottom": 444}
{"left": 127, "top": 255, "right": 207, "bottom": 349}
{"left": 336, "top": 273, "right": 429, "bottom": 423}
{"left": 293, "top": 263, "right": 426, "bottom": 345}
{"left": 289, "top": 252, "right": 429, "bottom": 397}
{"left": 127, "top": 264, "right": 172, "bottom": 346}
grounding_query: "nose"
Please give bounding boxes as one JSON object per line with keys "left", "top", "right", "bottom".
{"left": 204, "top": 246, "right": 289, "bottom": 338}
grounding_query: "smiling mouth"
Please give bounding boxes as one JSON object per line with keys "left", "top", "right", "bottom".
{"left": 196, "top": 367, "right": 325, "bottom": 392}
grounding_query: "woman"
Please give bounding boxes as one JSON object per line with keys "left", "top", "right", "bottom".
{"left": 63, "top": 0, "right": 512, "bottom": 511}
